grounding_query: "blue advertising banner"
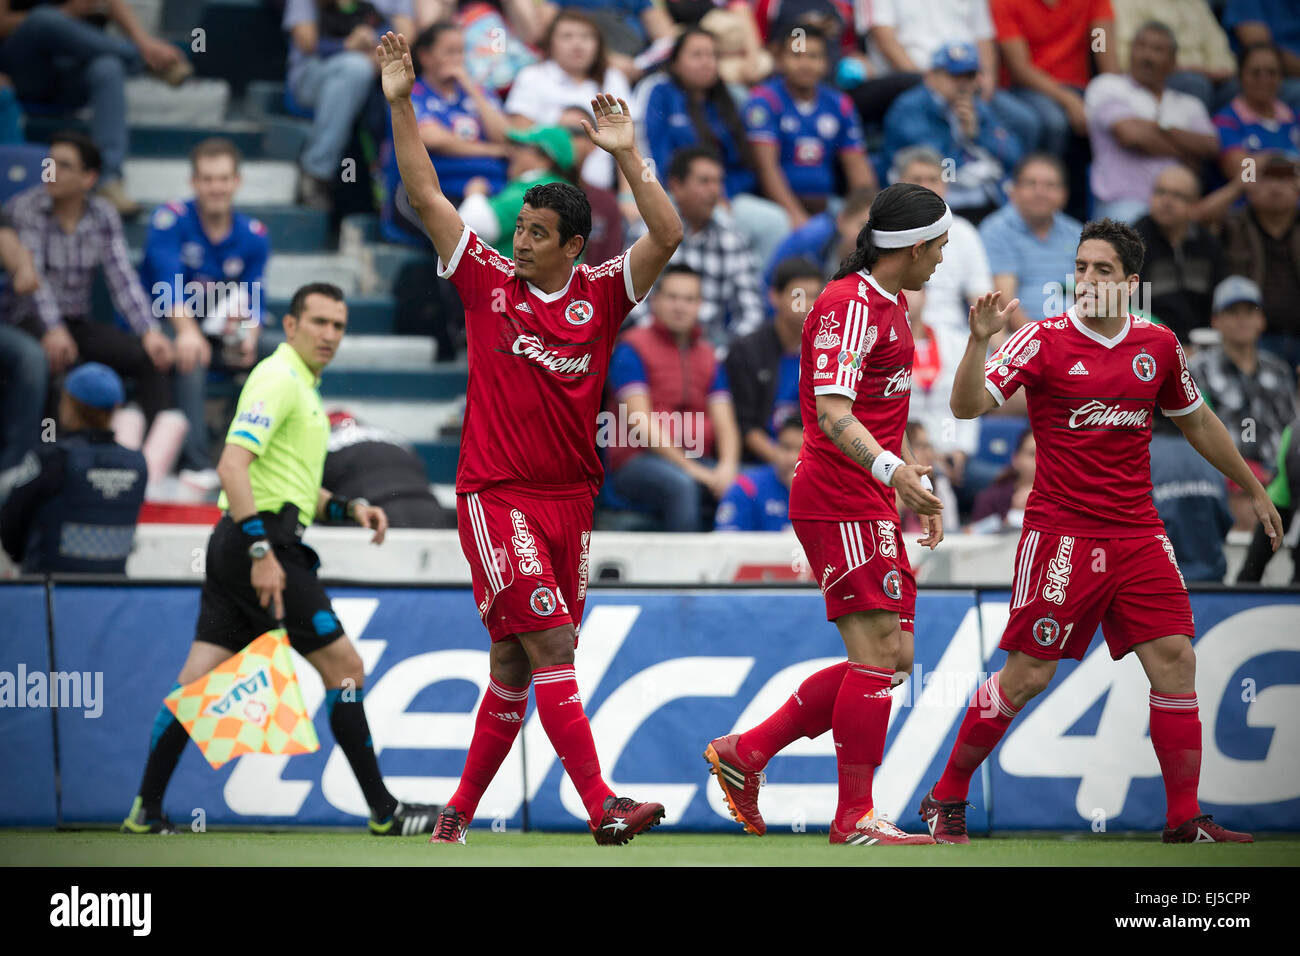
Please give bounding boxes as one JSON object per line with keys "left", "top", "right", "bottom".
{"left": 980, "top": 591, "right": 1300, "bottom": 832}
{"left": 27, "top": 583, "right": 1300, "bottom": 832}
{"left": 0, "top": 584, "right": 58, "bottom": 825}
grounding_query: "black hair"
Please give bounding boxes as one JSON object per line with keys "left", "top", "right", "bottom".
{"left": 1079, "top": 218, "right": 1145, "bottom": 276}
{"left": 520, "top": 181, "right": 592, "bottom": 247}
{"left": 667, "top": 144, "right": 723, "bottom": 183}
{"left": 778, "top": 414, "right": 803, "bottom": 434}
{"left": 1012, "top": 151, "right": 1067, "bottom": 186}
{"left": 659, "top": 262, "right": 702, "bottom": 282}
{"left": 288, "top": 281, "right": 345, "bottom": 317}
{"left": 49, "top": 129, "right": 101, "bottom": 175}
{"left": 1238, "top": 41, "right": 1284, "bottom": 78}
{"left": 771, "top": 17, "right": 832, "bottom": 55}
{"left": 832, "top": 183, "right": 948, "bottom": 280}
{"left": 771, "top": 255, "right": 824, "bottom": 291}
{"left": 1134, "top": 19, "right": 1177, "bottom": 56}
{"left": 413, "top": 20, "right": 461, "bottom": 57}
{"left": 666, "top": 27, "right": 757, "bottom": 175}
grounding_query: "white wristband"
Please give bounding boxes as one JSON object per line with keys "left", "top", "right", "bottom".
{"left": 871, "top": 451, "right": 905, "bottom": 486}
{"left": 920, "top": 474, "right": 934, "bottom": 493}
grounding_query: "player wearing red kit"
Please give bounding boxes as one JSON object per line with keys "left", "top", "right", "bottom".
{"left": 704, "top": 184, "right": 949, "bottom": 846}
{"left": 380, "top": 33, "right": 684, "bottom": 845}
{"left": 918, "top": 219, "right": 1284, "bottom": 845}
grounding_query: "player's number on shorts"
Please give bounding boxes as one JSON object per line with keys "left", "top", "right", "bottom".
{"left": 1060, "top": 621, "right": 1075, "bottom": 649}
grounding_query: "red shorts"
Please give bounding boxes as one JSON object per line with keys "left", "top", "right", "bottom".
{"left": 793, "top": 518, "right": 916, "bottom": 628}
{"left": 1002, "top": 529, "right": 1194, "bottom": 662}
{"left": 457, "top": 487, "right": 593, "bottom": 643}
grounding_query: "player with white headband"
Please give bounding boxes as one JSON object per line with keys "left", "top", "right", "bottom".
{"left": 705, "top": 183, "right": 949, "bottom": 846}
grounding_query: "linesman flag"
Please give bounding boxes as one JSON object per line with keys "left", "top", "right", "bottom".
{"left": 164, "top": 629, "right": 319, "bottom": 769}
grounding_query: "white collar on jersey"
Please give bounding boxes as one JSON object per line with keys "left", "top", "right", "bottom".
{"left": 1067, "top": 304, "right": 1131, "bottom": 349}
{"left": 526, "top": 267, "right": 577, "bottom": 303}
{"left": 856, "top": 269, "right": 898, "bottom": 304}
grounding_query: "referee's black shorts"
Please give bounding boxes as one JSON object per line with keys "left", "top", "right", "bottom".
{"left": 195, "top": 508, "right": 345, "bottom": 655}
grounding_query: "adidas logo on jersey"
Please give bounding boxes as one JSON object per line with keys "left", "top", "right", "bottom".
{"left": 516, "top": 301, "right": 533, "bottom": 313}
{"left": 889, "top": 326, "right": 898, "bottom": 342}
{"left": 1068, "top": 361, "right": 1088, "bottom": 375}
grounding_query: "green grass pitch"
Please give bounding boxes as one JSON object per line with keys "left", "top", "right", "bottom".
{"left": 3, "top": 830, "right": 1298, "bottom": 866}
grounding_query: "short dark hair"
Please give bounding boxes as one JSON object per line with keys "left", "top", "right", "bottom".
{"left": 288, "top": 282, "right": 346, "bottom": 317}
{"left": 657, "top": 262, "right": 701, "bottom": 284}
{"left": 778, "top": 414, "right": 803, "bottom": 435}
{"left": 1239, "top": 41, "right": 1284, "bottom": 77}
{"left": 1134, "top": 19, "right": 1177, "bottom": 56}
{"left": 1012, "top": 152, "right": 1067, "bottom": 186}
{"left": 840, "top": 185, "right": 877, "bottom": 219}
{"left": 414, "top": 20, "right": 461, "bottom": 57}
{"left": 190, "top": 137, "right": 243, "bottom": 174}
{"left": 520, "top": 181, "right": 592, "bottom": 247}
{"left": 1079, "top": 218, "right": 1145, "bottom": 276}
{"left": 771, "top": 256, "right": 824, "bottom": 291}
{"left": 667, "top": 145, "right": 723, "bottom": 184}
{"left": 49, "top": 130, "right": 101, "bottom": 175}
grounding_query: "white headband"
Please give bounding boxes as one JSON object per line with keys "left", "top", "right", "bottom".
{"left": 871, "top": 205, "right": 953, "bottom": 248}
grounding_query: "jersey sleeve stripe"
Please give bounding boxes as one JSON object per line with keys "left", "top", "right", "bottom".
{"left": 437, "top": 225, "right": 472, "bottom": 279}
{"left": 621, "top": 248, "right": 639, "bottom": 304}
{"left": 984, "top": 377, "right": 1007, "bottom": 406}
{"left": 814, "top": 384, "right": 857, "bottom": 399}
{"left": 836, "top": 299, "right": 864, "bottom": 392}
{"left": 1161, "top": 394, "right": 1204, "bottom": 417}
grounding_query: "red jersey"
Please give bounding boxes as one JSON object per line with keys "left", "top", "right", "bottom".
{"left": 439, "top": 227, "right": 640, "bottom": 496}
{"left": 789, "top": 270, "right": 914, "bottom": 521}
{"left": 984, "top": 308, "right": 1203, "bottom": 537}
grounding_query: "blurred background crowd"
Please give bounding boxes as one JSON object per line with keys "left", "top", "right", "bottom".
{"left": 0, "top": 0, "right": 1297, "bottom": 585}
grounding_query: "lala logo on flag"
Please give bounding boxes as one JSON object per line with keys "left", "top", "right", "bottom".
{"left": 164, "top": 629, "right": 319, "bottom": 769}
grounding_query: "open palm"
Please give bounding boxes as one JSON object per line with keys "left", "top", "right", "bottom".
{"left": 378, "top": 31, "right": 415, "bottom": 102}
{"left": 968, "top": 290, "right": 1019, "bottom": 339}
{"left": 583, "top": 94, "right": 635, "bottom": 154}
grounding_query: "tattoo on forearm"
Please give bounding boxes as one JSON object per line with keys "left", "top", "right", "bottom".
{"left": 829, "top": 415, "right": 856, "bottom": 442}
{"left": 847, "top": 437, "right": 876, "bottom": 472}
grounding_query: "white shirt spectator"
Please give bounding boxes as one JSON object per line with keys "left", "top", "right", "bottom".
{"left": 504, "top": 60, "right": 632, "bottom": 189}
{"left": 864, "top": 0, "right": 994, "bottom": 72}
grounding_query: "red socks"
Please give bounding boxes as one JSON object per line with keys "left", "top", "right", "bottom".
{"left": 1149, "top": 691, "right": 1202, "bottom": 828}
{"left": 831, "top": 663, "right": 894, "bottom": 830}
{"left": 735, "top": 661, "right": 850, "bottom": 769}
{"left": 532, "top": 664, "right": 614, "bottom": 822}
{"left": 448, "top": 677, "right": 529, "bottom": 822}
{"left": 934, "top": 674, "right": 1019, "bottom": 803}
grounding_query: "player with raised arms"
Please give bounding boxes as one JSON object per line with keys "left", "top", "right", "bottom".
{"left": 379, "top": 32, "right": 684, "bottom": 846}
{"left": 705, "top": 184, "right": 948, "bottom": 845}
{"left": 918, "top": 218, "right": 1284, "bottom": 844}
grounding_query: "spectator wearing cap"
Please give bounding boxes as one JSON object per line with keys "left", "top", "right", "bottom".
{"left": 1222, "top": 0, "right": 1300, "bottom": 117}
{"left": 1189, "top": 276, "right": 1296, "bottom": 476}
{"left": 714, "top": 415, "right": 801, "bottom": 531}
{"left": 726, "top": 257, "right": 823, "bottom": 467}
{"left": 1084, "top": 21, "right": 1218, "bottom": 224}
{"left": 868, "top": 0, "right": 1042, "bottom": 153}
{"left": 3, "top": 131, "right": 175, "bottom": 430}
{"left": 1133, "top": 164, "right": 1223, "bottom": 342}
{"left": 0, "top": 206, "right": 47, "bottom": 475}
{"left": 1220, "top": 151, "right": 1300, "bottom": 369}
{"left": 883, "top": 41, "right": 1023, "bottom": 220}
{"left": 456, "top": 125, "right": 575, "bottom": 258}
{"left": 1110, "top": 0, "right": 1236, "bottom": 112}
{"left": 0, "top": 363, "right": 146, "bottom": 574}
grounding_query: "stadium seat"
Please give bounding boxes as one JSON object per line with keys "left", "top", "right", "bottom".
{"left": 0, "top": 143, "right": 48, "bottom": 205}
{"left": 966, "top": 416, "right": 1030, "bottom": 494}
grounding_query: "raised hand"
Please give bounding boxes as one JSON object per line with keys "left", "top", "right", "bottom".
{"left": 378, "top": 31, "right": 416, "bottom": 103}
{"left": 581, "top": 94, "right": 636, "bottom": 155}
{"left": 968, "top": 290, "right": 1019, "bottom": 340}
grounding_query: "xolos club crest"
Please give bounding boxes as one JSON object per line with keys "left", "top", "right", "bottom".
{"left": 1032, "top": 616, "right": 1061, "bottom": 647}
{"left": 1132, "top": 350, "right": 1156, "bottom": 382}
{"left": 564, "top": 299, "right": 594, "bottom": 326}
{"left": 882, "top": 568, "right": 902, "bottom": 600}
{"left": 530, "top": 587, "right": 557, "bottom": 616}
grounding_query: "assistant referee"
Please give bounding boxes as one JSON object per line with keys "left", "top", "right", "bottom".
{"left": 122, "top": 282, "right": 440, "bottom": 836}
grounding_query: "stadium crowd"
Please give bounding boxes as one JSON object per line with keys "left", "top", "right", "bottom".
{"left": 1, "top": 0, "right": 1299, "bottom": 581}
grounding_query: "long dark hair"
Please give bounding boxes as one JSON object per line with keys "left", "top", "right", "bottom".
{"left": 832, "top": 183, "right": 948, "bottom": 280}
{"left": 667, "top": 27, "right": 756, "bottom": 173}
{"left": 543, "top": 8, "right": 608, "bottom": 83}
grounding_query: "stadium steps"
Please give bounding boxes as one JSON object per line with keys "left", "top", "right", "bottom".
{"left": 123, "top": 205, "right": 328, "bottom": 253}
{"left": 21, "top": 117, "right": 263, "bottom": 159}
{"left": 124, "top": 76, "right": 232, "bottom": 127}
{"left": 321, "top": 399, "right": 462, "bottom": 443}
{"left": 264, "top": 253, "right": 363, "bottom": 298}
{"left": 264, "top": 294, "right": 396, "bottom": 334}
{"left": 331, "top": 335, "right": 436, "bottom": 369}
{"left": 320, "top": 365, "right": 467, "bottom": 401}
{"left": 413, "top": 439, "right": 461, "bottom": 484}
{"left": 124, "top": 157, "right": 298, "bottom": 206}
{"left": 192, "top": 0, "right": 289, "bottom": 96}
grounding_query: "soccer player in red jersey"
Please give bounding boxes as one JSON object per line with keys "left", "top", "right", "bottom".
{"left": 918, "top": 219, "right": 1285, "bottom": 845}
{"left": 705, "top": 184, "right": 949, "bottom": 846}
{"left": 379, "top": 32, "right": 684, "bottom": 845}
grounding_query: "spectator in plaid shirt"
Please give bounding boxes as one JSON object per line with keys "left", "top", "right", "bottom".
{"left": 3, "top": 131, "right": 174, "bottom": 427}
{"left": 654, "top": 146, "right": 765, "bottom": 350}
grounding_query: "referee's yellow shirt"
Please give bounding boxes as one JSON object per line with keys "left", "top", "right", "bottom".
{"left": 218, "top": 342, "right": 328, "bottom": 527}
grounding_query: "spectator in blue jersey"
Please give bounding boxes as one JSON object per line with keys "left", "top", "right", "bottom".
{"left": 715, "top": 416, "right": 802, "bottom": 531}
{"left": 762, "top": 185, "right": 873, "bottom": 291}
{"left": 883, "top": 41, "right": 1022, "bottom": 221}
{"left": 140, "top": 139, "right": 271, "bottom": 484}
{"left": 1215, "top": 43, "right": 1300, "bottom": 177}
{"left": 744, "top": 25, "right": 875, "bottom": 230}
{"left": 633, "top": 26, "right": 790, "bottom": 265}
{"left": 380, "top": 19, "right": 510, "bottom": 243}
{"left": 1150, "top": 414, "right": 1232, "bottom": 582}
{"left": 727, "top": 257, "right": 822, "bottom": 467}
{"left": 1222, "top": 0, "right": 1300, "bottom": 115}
{"left": 606, "top": 265, "right": 742, "bottom": 532}
{"left": 978, "top": 152, "right": 1083, "bottom": 326}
